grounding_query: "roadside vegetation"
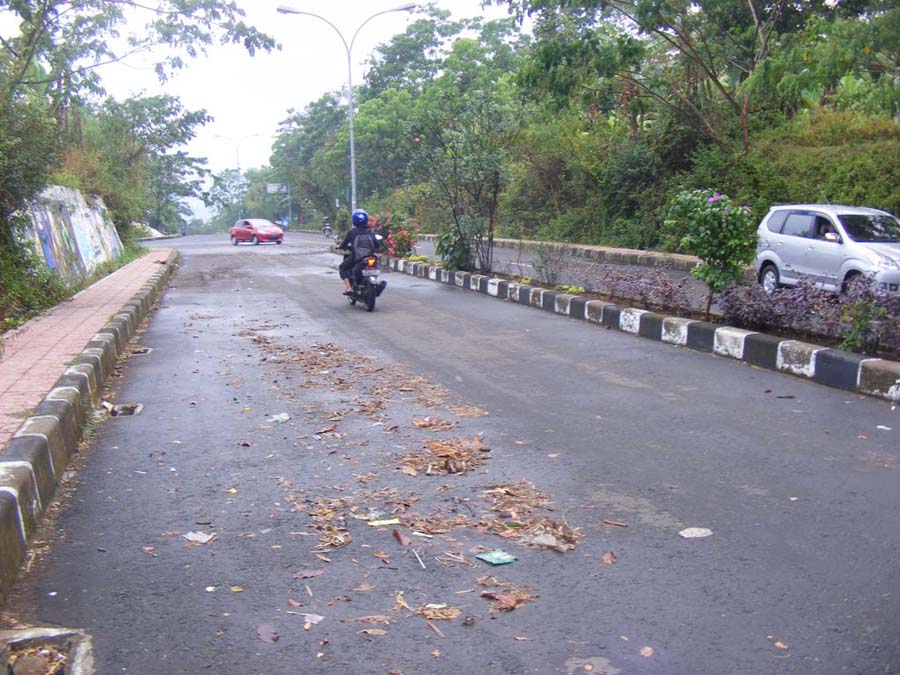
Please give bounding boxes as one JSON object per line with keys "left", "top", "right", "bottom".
{"left": 222, "top": 1, "right": 898, "bottom": 270}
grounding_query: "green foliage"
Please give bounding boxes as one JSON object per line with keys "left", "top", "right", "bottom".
{"left": 666, "top": 190, "right": 756, "bottom": 316}
{"left": 555, "top": 284, "right": 586, "bottom": 294}
{"left": 840, "top": 297, "right": 889, "bottom": 353}
{"left": 0, "top": 242, "right": 69, "bottom": 331}
{"left": 0, "top": 98, "right": 58, "bottom": 246}
{"left": 749, "top": 111, "right": 900, "bottom": 216}
{"left": 435, "top": 227, "right": 474, "bottom": 271}
{"left": 405, "top": 254, "right": 441, "bottom": 265}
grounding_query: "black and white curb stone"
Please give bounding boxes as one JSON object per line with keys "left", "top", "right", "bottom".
{"left": 387, "top": 256, "right": 900, "bottom": 404}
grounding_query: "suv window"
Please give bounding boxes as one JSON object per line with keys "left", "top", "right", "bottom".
{"left": 782, "top": 212, "right": 814, "bottom": 238}
{"left": 766, "top": 210, "right": 788, "bottom": 233}
{"left": 813, "top": 215, "right": 837, "bottom": 240}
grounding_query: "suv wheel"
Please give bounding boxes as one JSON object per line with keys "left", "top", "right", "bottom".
{"left": 759, "top": 264, "right": 780, "bottom": 293}
{"left": 841, "top": 271, "right": 861, "bottom": 293}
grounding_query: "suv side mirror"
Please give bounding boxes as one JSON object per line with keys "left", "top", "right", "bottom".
{"left": 824, "top": 231, "right": 841, "bottom": 243}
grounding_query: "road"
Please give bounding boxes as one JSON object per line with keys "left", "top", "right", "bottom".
{"left": 5, "top": 232, "right": 899, "bottom": 674}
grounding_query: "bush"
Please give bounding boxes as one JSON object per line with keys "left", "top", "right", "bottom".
{"left": 719, "top": 277, "right": 900, "bottom": 357}
{"left": 666, "top": 190, "right": 756, "bottom": 317}
{"left": 532, "top": 244, "right": 568, "bottom": 286}
{"left": 372, "top": 212, "right": 418, "bottom": 257}
{"left": 582, "top": 264, "right": 695, "bottom": 315}
{"left": 435, "top": 226, "right": 474, "bottom": 271}
{"left": 0, "top": 244, "right": 70, "bottom": 332}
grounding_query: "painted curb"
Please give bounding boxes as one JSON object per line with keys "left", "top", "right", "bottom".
{"left": 0, "top": 251, "right": 179, "bottom": 604}
{"left": 383, "top": 255, "right": 900, "bottom": 404}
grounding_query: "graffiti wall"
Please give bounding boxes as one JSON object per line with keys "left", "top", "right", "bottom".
{"left": 21, "top": 186, "right": 124, "bottom": 286}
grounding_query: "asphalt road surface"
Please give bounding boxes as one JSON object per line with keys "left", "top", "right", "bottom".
{"left": 5, "top": 233, "right": 899, "bottom": 674}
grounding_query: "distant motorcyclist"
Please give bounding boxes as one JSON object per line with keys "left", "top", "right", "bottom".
{"left": 322, "top": 216, "right": 332, "bottom": 237}
{"left": 338, "top": 209, "right": 378, "bottom": 295}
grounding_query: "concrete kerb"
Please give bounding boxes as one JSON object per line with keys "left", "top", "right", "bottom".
{"left": 385, "top": 255, "right": 900, "bottom": 405}
{"left": 0, "top": 249, "right": 179, "bottom": 604}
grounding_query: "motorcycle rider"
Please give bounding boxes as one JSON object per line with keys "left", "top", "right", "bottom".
{"left": 322, "top": 216, "right": 332, "bottom": 236}
{"left": 338, "top": 209, "right": 378, "bottom": 295}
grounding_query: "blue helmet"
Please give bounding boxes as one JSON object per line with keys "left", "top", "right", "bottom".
{"left": 352, "top": 209, "right": 369, "bottom": 226}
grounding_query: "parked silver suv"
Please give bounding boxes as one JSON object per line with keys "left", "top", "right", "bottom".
{"left": 754, "top": 204, "right": 900, "bottom": 293}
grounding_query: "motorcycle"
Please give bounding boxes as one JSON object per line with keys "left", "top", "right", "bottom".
{"left": 322, "top": 223, "right": 333, "bottom": 237}
{"left": 337, "top": 235, "right": 387, "bottom": 311}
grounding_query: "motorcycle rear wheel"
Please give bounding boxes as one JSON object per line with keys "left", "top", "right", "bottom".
{"left": 365, "top": 282, "right": 377, "bottom": 312}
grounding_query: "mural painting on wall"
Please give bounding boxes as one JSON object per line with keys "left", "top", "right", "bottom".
{"left": 23, "top": 187, "right": 124, "bottom": 286}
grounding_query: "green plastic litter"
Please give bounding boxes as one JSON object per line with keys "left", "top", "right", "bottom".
{"left": 475, "top": 549, "right": 518, "bottom": 565}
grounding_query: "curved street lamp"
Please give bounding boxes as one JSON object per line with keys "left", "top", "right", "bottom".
{"left": 276, "top": 3, "right": 417, "bottom": 211}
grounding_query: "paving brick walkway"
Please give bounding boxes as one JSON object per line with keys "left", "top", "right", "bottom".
{"left": 0, "top": 249, "right": 173, "bottom": 450}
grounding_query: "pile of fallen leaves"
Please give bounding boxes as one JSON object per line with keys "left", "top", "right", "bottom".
{"left": 482, "top": 481, "right": 552, "bottom": 519}
{"left": 6, "top": 643, "right": 67, "bottom": 674}
{"left": 488, "top": 515, "right": 582, "bottom": 552}
{"left": 403, "top": 511, "right": 471, "bottom": 535}
{"left": 399, "top": 435, "right": 490, "bottom": 476}
{"left": 411, "top": 416, "right": 457, "bottom": 432}
{"left": 477, "top": 576, "right": 536, "bottom": 612}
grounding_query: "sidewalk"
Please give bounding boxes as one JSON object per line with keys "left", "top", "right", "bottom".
{"left": 0, "top": 249, "right": 175, "bottom": 450}
{"left": 0, "top": 247, "right": 178, "bottom": 602}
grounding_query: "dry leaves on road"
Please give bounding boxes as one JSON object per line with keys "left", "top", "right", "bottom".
{"left": 399, "top": 435, "right": 491, "bottom": 476}
{"left": 417, "top": 604, "right": 462, "bottom": 620}
{"left": 256, "top": 624, "right": 279, "bottom": 643}
{"left": 412, "top": 416, "right": 457, "bottom": 432}
{"left": 476, "top": 574, "right": 536, "bottom": 611}
{"left": 480, "top": 588, "right": 536, "bottom": 612}
{"left": 403, "top": 511, "right": 471, "bottom": 535}
{"left": 315, "top": 524, "right": 352, "bottom": 549}
{"left": 488, "top": 515, "right": 582, "bottom": 552}
{"left": 483, "top": 481, "right": 552, "bottom": 519}
{"left": 350, "top": 615, "right": 393, "bottom": 625}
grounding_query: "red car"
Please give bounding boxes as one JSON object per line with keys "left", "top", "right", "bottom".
{"left": 230, "top": 219, "right": 284, "bottom": 245}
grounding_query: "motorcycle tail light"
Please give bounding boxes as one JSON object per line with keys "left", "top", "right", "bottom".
{"left": 366, "top": 257, "right": 376, "bottom": 268}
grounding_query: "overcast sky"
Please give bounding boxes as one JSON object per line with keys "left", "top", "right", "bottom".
{"left": 102, "top": 0, "right": 514, "bottom": 179}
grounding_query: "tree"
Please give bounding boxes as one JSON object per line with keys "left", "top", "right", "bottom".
{"left": 270, "top": 92, "right": 347, "bottom": 217}
{"left": 144, "top": 151, "right": 207, "bottom": 233}
{"left": 1, "top": 0, "right": 276, "bottom": 109}
{"left": 205, "top": 169, "right": 245, "bottom": 227}
{"left": 412, "top": 85, "right": 522, "bottom": 272}
{"left": 0, "top": 0, "right": 275, "bottom": 247}
{"left": 56, "top": 94, "right": 211, "bottom": 231}
{"left": 361, "top": 8, "right": 465, "bottom": 100}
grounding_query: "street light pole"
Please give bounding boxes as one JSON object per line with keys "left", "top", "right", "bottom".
{"left": 276, "top": 4, "right": 417, "bottom": 212}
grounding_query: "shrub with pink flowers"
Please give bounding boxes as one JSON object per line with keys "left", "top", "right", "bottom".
{"left": 372, "top": 212, "right": 419, "bottom": 258}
